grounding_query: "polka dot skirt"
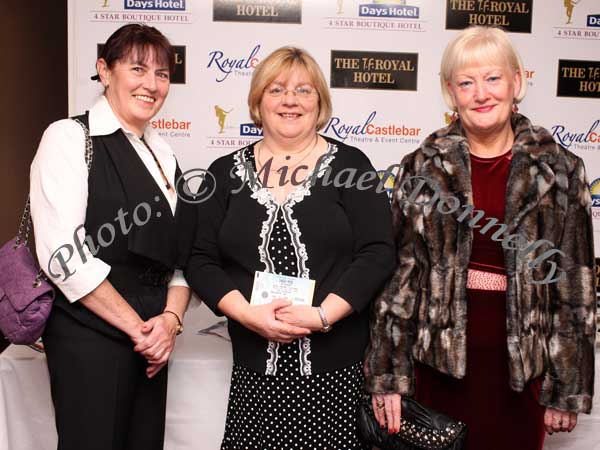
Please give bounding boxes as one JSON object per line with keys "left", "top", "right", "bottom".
{"left": 221, "top": 352, "right": 369, "bottom": 450}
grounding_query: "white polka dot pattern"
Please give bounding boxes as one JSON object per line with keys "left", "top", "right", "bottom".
{"left": 221, "top": 358, "right": 369, "bottom": 450}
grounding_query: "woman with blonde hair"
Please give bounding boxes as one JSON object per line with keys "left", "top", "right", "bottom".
{"left": 186, "top": 46, "right": 395, "bottom": 450}
{"left": 365, "top": 26, "right": 595, "bottom": 450}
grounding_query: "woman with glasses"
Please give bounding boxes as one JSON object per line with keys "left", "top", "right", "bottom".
{"left": 185, "top": 46, "right": 395, "bottom": 450}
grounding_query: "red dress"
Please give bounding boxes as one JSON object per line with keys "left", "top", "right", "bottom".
{"left": 415, "top": 150, "right": 546, "bottom": 450}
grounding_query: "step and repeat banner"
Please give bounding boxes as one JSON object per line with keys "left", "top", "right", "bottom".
{"left": 68, "top": 0, "right": 600, "bottom": 263}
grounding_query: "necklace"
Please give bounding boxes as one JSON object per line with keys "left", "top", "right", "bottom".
{"left": 140, "top": 135, "right": 173, "bottom": 192}
{"left": 256, "top": 135, "right": 319, "bottom": 173}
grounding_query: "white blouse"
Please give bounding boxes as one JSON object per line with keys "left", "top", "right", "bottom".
{"left": 30, "top": 95, "right": 188, "bottom": 303}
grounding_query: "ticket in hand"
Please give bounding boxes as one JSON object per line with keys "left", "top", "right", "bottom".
{"left": 250, "top": 271, "right": 315, "bottom": 306}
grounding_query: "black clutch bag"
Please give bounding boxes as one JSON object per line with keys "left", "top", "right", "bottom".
{"left": 357, "top": 395, "right": 467, "bottom": 450}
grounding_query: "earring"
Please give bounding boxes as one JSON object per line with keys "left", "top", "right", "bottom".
{"left": 512, "top": 103, "right": 519, "bottom": 113}
{"left": 451, "top": 111, "right": 459, "bottom": 122}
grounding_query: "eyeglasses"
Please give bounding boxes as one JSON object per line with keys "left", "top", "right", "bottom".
{"left": 265, "top": 85, "right": 317, "bottom": 99}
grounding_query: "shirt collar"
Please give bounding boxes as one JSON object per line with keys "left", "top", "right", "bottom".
{"left": 88, "top": 95, "right": 127, "bottom": 137}
{"left": 88, "top": 95, "right": 170, "bottom": 156}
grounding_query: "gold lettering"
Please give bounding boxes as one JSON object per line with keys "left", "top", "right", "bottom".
{"left": 488, "top": 1, "right": 529, "bottom": 13}
{"left": 561, "top": 67, "right": 586, "bottom": 78}
{"left": 397, "top": 60, "right": 415, "bottom": 71}
{"left": 514, "top": 2, "right": 530, "bottom": 13}
{"left": 468, "top": 13, "right": 509, "bottom": 26}
{"left": 489, "top": 1, "right": 503, "bottom": 12}
{"left": 360, "top": 59, "right": 415, "bottom": 72}
{"left": 450, "top": 0, "right": 476, "bottom": 11}
{"left": 353, "top": 72, "right": 394, "bottom": 84}
{"left": 579, "top": 80, "right": 600, "bottom": 93}
{"left": 588, "top": 67, "right": 600, "bottom": 81}
{"left": 175, "top": 53, "right": 183, "bottom": 65}
{"left": 335, "top": 58, "right": 360, "bottom": 70}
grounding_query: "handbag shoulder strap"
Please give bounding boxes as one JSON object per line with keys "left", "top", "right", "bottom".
{"left": 16, "top": 113, "right": 94, "bottom": 247}
{"left": 71, "top": 112, "right": 93, "bottom": 170}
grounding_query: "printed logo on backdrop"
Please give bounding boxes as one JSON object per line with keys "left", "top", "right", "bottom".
{"left": 591, "top": 178, "right": 600, "bottom": 208}
{"left": 588, "top": 14, "right": 600, "bottom": 27}
{"left": 215, "top": 106, "right": 233, "bottom": 134}
{"left": 207, "top": 105, "right": 263, "bottom": 150}
{"left": 207, "top": 44, "right": 261, "bottom": 82}
{"left": 331, "top": 51, "right": 418, "bottom": 90}
{"left": 172, "top": 46, "right": 186, "bottom": 84}
{"left": 550, "top": 120, "right": 600, "bottom": 151}
{"left": 557, "top": 60, "right": 600, "bottom": 99}
{"left": 445, "top": 0, "right": 532, "bottom": 32}
{"left": 97, "top": 44, "right": 186, "bottom": 84}
{"left": 213, "top": 0, "right": 302, "bottom": 24}
{"left": 377, "top": 169, "right": 396, "bottom": 202}
{"left": 326, "top": 0, "right": 426, "bottom": 32}
{"left": 322, "top": 111, "right": 421, "bottom": 146}
{"left": 554, "top": 1, "right": 600, "bottom": 39}
{"left": 590, "top": 179, "right": 600, "bottom": 252}
{"left": 151, "top": 118, "right": 192, "bottom": 139}
{"left": 90, "top": 0, "right": 192, "bottom": 23}
{"left": 524, "top": 68, "right": 536, "bottom": 87}
{"left": 124, "top": 0, "right": 185, "bottom": 10}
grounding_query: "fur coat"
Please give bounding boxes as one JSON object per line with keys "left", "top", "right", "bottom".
{"left": 364, "top": 113, "right": 596, "bottom": 414}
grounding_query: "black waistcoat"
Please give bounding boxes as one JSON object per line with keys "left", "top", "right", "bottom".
{"left": 52, "top": 113, "right": 194, "bottom": 340}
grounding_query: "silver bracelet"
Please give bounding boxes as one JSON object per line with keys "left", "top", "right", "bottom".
{"left": 317, "top": 306, "right": 332, "bottom": 333}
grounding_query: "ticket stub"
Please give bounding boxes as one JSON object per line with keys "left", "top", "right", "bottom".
{"left": 250, "top": 271, "right": 315, "bottom": 306}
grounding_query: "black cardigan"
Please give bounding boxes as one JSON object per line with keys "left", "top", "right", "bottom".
{"left": 185, "top": 136, "right": 395, "bottom": 373}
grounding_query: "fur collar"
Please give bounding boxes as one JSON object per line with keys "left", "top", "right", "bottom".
{"left": 417, "top": 113, "right": 568, "bottom": 233}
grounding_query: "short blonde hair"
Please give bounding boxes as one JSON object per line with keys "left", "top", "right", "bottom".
{"left": 248, "top": 47, "right": 332, "bottom": 130}
{"left": 440, "top": 26, "right": 527, "bottom": 111}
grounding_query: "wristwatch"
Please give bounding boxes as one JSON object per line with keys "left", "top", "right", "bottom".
{"left": 163, "top": 310, "right": 184, "bottom": 335}
{"left": 317, "top": 306, "right": 332, "bottom": 333}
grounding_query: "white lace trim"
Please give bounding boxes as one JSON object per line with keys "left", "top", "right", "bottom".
{"left": 299, "top": 337, "right": 313, "bottom": 376}
{"left": 281, "top": 204, "right": 309, "bottom": 279}
{"left": 265, "top": 341, "right": 279, "bottom": 376}
{"left": 233, "top": 144, "right": 338, "bottom": 377}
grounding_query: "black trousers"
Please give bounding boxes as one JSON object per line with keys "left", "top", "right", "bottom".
{"left": 43, "top": 306, "right": 168, "bottom": 450}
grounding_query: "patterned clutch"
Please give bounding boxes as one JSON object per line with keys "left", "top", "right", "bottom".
{"left": 357, "top": 395, "right": 467, "bottom": 450}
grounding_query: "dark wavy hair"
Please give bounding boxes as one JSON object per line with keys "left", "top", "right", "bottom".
{"left": 92, "top": 23, "right": 175, "bottom": 80}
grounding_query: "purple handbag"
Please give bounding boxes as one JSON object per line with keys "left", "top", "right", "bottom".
{"left": 0, "top": 233, "right": 55, "bottom": 344}
{"left": 0, "top": 118, "right": 93, "bottom": 344}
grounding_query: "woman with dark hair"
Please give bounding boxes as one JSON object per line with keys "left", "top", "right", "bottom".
{"left": 365, "top": 26, "right": 596, "bottom": 450}
{"left": 30, "top": 24, "right": 193, "bottom": 450}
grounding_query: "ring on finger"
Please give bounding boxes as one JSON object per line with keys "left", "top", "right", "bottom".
{"left": 376, "top": 400, "right": 385, "bottom": 409}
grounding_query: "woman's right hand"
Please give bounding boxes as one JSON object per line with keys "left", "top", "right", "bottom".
{"left": 242, "top": 299, "right": 311, "bottom": 343}
{"left": 372, "top": 393, "right": 402, "bottom": 434}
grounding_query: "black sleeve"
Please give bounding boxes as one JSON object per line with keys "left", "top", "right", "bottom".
{"left": 184, "top": 158, "right": 238, "bottom": 315}
{"left": 174, "top": 163, "right": 197, "bottom": 269}
{"left": 330, "top": 148, "right": 396, "bottom": 313}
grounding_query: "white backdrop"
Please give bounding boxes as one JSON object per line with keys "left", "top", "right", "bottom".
{"left": 67, "top": 0, "right": 600, "bottom": 254}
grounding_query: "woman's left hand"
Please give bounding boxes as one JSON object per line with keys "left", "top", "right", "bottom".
{"left": 275, "top": 304, "right": 322, "bottom": 331}
{"left": 544, "top": 407, "right": 577, "bottom": 434}
{"left": 134, "top": 313, "right": 178, "bottom": 364}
